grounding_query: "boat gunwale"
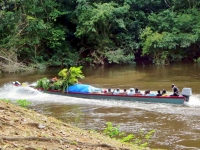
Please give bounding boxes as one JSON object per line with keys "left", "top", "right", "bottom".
{"left": 36, "top": 88, "right": 185, "bottom": 101}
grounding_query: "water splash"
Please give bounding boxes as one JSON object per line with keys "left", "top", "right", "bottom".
{"left": 0, "top": 83, "right": 42, "bottom": 101}
{"left": 0, "top": 83, "right": 84, "bottom": 104}
{"left": 184, "top": 94, "right": 200, "bottom": 107}
{"left": 1, "top": 83, "right": 200, "bottom": 113}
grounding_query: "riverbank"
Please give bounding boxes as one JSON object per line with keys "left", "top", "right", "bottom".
{"left": 0, "top": 101, "right": 146, "bottom": 150}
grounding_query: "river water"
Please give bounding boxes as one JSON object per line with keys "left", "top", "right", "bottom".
{"left": 0, "top": 63, "right": 200, "bottom": 149}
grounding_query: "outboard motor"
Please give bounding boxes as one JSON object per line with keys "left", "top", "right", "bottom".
{"left": 181, "top": 88, "right": 192, "bottom": 102}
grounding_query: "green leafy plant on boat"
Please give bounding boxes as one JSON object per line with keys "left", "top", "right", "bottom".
{"left": 36, "top": 66, "right": 85, "bottom": 91}
{"left": 36, "top": 77, "right": 50, "bottom": 90}
{"left": 49, "top": 80, "right": 63, "bottom": 91}
{"left": 103, "top": 122, "right": 155, "bottom": 148}
{"left": 58, "top": 66, "right": 85, "bottom": 91}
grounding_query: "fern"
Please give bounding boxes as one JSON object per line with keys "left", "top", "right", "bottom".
{"left": 36, "top": 77, "right": 50, "bottom": 90}
{"left": 103, "top": 122, "right": 155, "bottom": 148}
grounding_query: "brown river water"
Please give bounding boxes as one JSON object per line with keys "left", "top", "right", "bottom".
{"left": 0, "top": 63, "right": 200, "bottom": 149}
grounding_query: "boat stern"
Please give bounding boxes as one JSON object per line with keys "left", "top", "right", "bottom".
{"left": 181, "top": 88, "right": 192, "bottom": 102}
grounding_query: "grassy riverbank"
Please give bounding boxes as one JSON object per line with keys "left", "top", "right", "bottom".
{"left": 0, "top": 100, "right": 152, "bottom": 150}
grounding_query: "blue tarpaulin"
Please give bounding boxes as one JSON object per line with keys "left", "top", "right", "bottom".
{"left": 66, "top": 84, "right": 102, "bottom": 93}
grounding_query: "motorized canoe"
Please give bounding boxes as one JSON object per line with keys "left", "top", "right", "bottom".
{"left": 35, "top": 87, "right": 192, "bottom": 105}
{"left": 13, "top": 81, "right": 192, "bottom": 105}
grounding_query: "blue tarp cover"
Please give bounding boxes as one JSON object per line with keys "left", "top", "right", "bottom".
{"left": 66, "top": 84, "right": 102, "bottom": 93}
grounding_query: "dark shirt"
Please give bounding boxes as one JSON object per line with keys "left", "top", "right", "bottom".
{"left": 156, "top": 93, "right": 162, "bottom": 96}
{"left": 172, "top": 86, "right": 179, "bottom": 96}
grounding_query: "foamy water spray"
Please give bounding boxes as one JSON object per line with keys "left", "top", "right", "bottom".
{"left": 0, "top": 83, "right": 43, "bottom": 101}
{"left": 184, "top": 94, "right": 200, "bottom": 107}
{"left": 0, "top": 83, "right": 200, "bottom": 112}
{"left": 0, "top": 83, "right": 91, "bottom": 104}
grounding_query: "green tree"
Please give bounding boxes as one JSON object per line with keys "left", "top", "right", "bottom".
{"left": 74, "top": 1, "right": 134, "bottom": 64}
{"left": 140, "top": 8, "right": 200, "bottom": 64}
{"left": 0, "top": 0, "right": 76, "bottom": 70}
{"left": 2, "top": 0, "right": 200, "bottom": 68}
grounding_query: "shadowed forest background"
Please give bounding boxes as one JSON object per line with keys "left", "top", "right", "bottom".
{"left": 1, "top": 0, "right": 200, "bottom": 72}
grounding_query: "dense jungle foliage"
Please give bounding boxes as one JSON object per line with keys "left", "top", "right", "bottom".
{"left": 1, "top": 0, "right": 200, "bottom": 69}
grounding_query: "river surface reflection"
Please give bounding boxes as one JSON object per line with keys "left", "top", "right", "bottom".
{"left": 0, "top": 63, "right": 200, "bottom": 149}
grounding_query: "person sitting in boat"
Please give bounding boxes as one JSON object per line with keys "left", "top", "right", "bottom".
{"left": 162, "top": 89, "right": 168, "bottom": 96}
{"left": 170, "top": 84, "right": 179, "bottom": 96}
{"left": 144, "top": 90, "right": 148, "bottom": 95}
{"left": 120, "top": 89, "right": 127, "bottom": 95}
{"left": 102, "top": 89, "right": 107, "bottom": 93}
{"left": 145, "top": 90, "right": 156, "bottom": 96}
{"left": 135, "top": 88, "right": 141, "bottom": 93}
{"left": 106, "top": 88, "right": 113, "bottom": 94}
{"left": 113, "top": 88, "right": 120, "bottom": 95}
{"left": 156, "top": 90, "right": 162, "bottom": 96}
{"left": 134, "top": 88, "right": 143, "bottom": 96}
{"left": 144, "top": 90, "right": 150, "bottom": 95}
{"left": 127, "top": 88, "right": 135, "bottom": 95}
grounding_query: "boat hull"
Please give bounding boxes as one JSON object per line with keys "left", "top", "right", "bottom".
{"left": 39, "top": 89, "right": 185, "bottom": 104}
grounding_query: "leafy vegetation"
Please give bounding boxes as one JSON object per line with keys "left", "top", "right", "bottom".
{"left": 194, "top": 57, "right": 200, "bottom": 64}
{"left": 103, "top": 122, "right": 155, "bottom": 148}
{"left": 0, "top": 99, "right": 31, "bottom": 108}
{"left": 0, "top": 99, "right": 11, "bottom": 103}
{"left": 16, "top": 99, "right": 31, "bottom": 108}
{"left": 36, "top": 77, "right": 50, "bottom": 90}
{"left": 36, "top": 66, "right": 84, "bottom": 91}
{"left": 1, "top": 0, "right": 200, "bottom": 70}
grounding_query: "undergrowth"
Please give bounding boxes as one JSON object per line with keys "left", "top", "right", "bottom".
{"left": 103, "top": 122, "right": 155, "bottom": 148}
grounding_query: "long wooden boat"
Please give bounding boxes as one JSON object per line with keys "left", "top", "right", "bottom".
{"left": 13, "top": 81, "right": 192, "bottom": 105}
{"left": 36, "top": 88, "right": 192, "bottom": 105}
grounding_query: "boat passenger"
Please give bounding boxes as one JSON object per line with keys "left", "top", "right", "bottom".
{"left": 102, "top": 89, "right": 107, "bottom": 93}
{"left": 162, "top": 89, "right": 168, "bottom": 96}
{"left": 120, "top": 89, "right": 127, "bottom": 95}
{"left": 106, "top": 88, "right": 112, "bottom": 94}
{"left": 135, "top": 88, "right": 141, "bottom": 93}
{"left": 127, "top": 88, "right": 135, "bottom": 95}
{"left": 113, "top": 88, "right": 120, "bottom": 95}
{"left": 156, "top": 90, "right": 162, "bottom": 96}
{"left": 144, "top": 90, "right": 149, "bottom": 95}
{"left": 146, "top": 90, "right": 156, "bottom": 96}
{"left": 170, "top": 84, "right": 179, "bottom": 96}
